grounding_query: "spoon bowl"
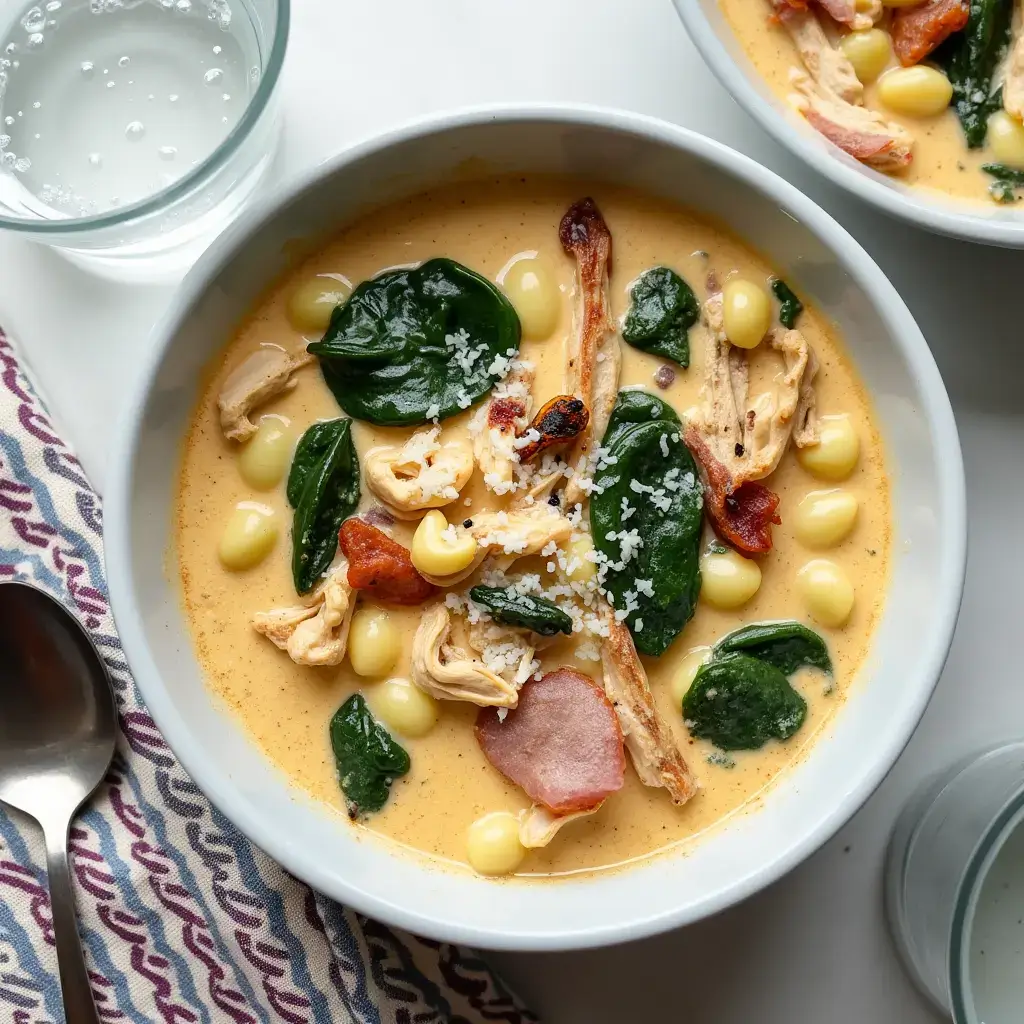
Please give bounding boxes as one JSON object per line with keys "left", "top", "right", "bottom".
{"left": 0, "top": 579, "right": 117, "bottom": 1023}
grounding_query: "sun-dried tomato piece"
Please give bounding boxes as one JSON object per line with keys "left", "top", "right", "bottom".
{"left": 516, "top": 395, "right": 590, "bottom": 463}
{"left": 684, "top": 426, "right": 781, "bottom": 555}
{"left": 892, "top": 0, "right": 968, "bottom": 66}
{"left": 338, "top": 518, "right": 437, "bottom": 606}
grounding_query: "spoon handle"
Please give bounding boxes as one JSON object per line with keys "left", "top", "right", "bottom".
{"left": 44, "top": 818, "right": 101, "bottom": 1024}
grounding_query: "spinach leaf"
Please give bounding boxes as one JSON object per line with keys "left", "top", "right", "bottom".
{"left": 621, "top": 267, "right": 698, "bottom": 368}
{"left": 590, "top": 390, "right": 702, "bottom": 657}
{"left": 713, "top": 621, "right": 832, "bottom": 676}
{"left": 601, "top": 388, "right": 680, "bottom": 451}
{"left": 287, "top": 419, "right": 360, "bottom": 594}
{"left": 939, "top": 0, "right": 1013, "bottom": 148}
{"left": 771, "top": 279, "right": 804, "bottom": 329}
{"left": 329, "top": 694, "right": 410, "bottom": 816}
{"left": 682, "top": 653, "right": 807, "bottom": 750}
{"left": 983, "top": 163, "right": 1024, "bottom": 202}
{"left": 307, "top": 258, "right": 521, "bottom": 426}
{"left": 468, "top": 585, "right": 573, "bottom": 637}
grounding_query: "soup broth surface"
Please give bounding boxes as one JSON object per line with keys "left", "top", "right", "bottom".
{"left": 176, "top": 175, "right": 891, "bottom": 877}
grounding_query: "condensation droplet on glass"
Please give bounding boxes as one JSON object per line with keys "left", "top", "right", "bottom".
{"left": 25, "top": 33, "right": 44, "bottom": 50}
{"left": 208, "top": 0, "right": 231, "bottom": 29}
{"left": 106, "top": 79, "right": 114, "bottom": 88}
{"left": 158, "top": 144, "right": 177, "bottom": 160}
{"left": 45, "top": 0, "right": 62, "bottom": 11}
{"left": 21, "top": 6, "right": 46, "bottom": 33}
{"left": 175, "top": 0, "right": 191, "bottom": 12}
{"left": 80, "top": 59, "right": 94, "bottom": 76}
{"left": 88, "top": 152, "right": 102, "bottom": 167}
{"left": 118, "top": 55, "right": 129, "bottom": 67}
{"left": 14, "top": 157, "right": 30, "bottom": 172}
{"left": 203, "top": 67, "right": 222, "bottom": 85}
{"left": 248, "top": 66, "right": 259, "bottom": 83}
{"left": 125, "top": 120, "right": 145, "bottom": 140}
{"left": 31, "top": 100, "right": 40, "bottom": 108}
{"left": 3, "top": 117, "right": 12, "bottom": 126}
{"left": 5, "top": 42, "right": 18, "bottom": 54}
{"left": 0, "top": 135, "right": 9, "bottom": 149}
{"left": 1, "top": 152, "right": 16, "bottom": 169}
{"left": 212, "top": 45, "right": 221, "bottom": 55}
{"left": 222, "top": 92, "right": 230, "bottom": 101}
{"left": 169, "top": 92, "right": 178, "bottom": 102}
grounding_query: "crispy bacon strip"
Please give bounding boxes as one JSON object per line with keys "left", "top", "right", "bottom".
{"left": 684, "top": 425, "right": 781, "bottom": 555}
{"left": 892, "top": 0, "right": 969, "bottom": 66}
{"left": 803, "top": 109, "right": 905, "bottom": 161}
{"left": 338, "top": 518, "right": 437, "bottom": 605}
{"left": 476, "top": 668, "right": 626, "bottom": 814}
{"left": 515, "top": 395, "right": 590, "bottom": 463}
{"left": 559, "top": 198, "right": 622, "bottom": 505}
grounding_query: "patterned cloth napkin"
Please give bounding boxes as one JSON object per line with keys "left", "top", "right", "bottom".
{"left": 0, "top": 327, "right": 537, "bottom": 1024}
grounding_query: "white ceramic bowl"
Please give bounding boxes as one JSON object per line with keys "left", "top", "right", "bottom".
{"left": 673, "top": 0, "right": 1024, "bottom": 248}
{"left": 105, "top": 106, "right": 966, "bottom": 951}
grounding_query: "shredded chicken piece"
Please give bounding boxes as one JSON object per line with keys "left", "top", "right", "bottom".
{"left": 251, "top": 563, "right": 355, "bottom": 667}
{"left": 773, "top": 3, "right": 914, "bottom": 171}
{"left": 411, "top": 604, "right": 519, "bottom": 707}
{"left": 218, "top": 346, "right": 312, "bottom": 442}
{"left": 559, "top": 199, "right": 622, "bottom": 506}
{"left": 600, "top": 616, "right": 698, "bottom": 805}
{"left": 518, "top": 803, "right": 602, "bottom": 849}
{"left": 1005, "top": 2, "right": 1024, "bottom": 120}
{"left": 474, "top": 361, "right": 534, "bottom": 494}
{"left": 417, "top": 504, "right": 573, "bottom": 587}
{"left": 694, "top": 295, "right": 819, "bottom": 488}
{"left": 467, "top": 619, "right": 542, "bottom": 686}
{"left": 364, "top": 427, "right": 474, "bottom": 519}
{"left": 779, "top": 5, "right": 863, "bottom": 102}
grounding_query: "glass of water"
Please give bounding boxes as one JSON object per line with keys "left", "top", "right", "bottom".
{"left": 885, "top": 740, "right": 1024, "bottom": 1024}
{"left": 0, "top": 0, "right": 287, "bottom": 279}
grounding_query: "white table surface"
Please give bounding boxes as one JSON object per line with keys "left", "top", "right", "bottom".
{"left": 4, "top": 0, "right": 1023, "bottom": 1020}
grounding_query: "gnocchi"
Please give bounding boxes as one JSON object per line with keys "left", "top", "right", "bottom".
{"left": 375, "top": 677, "right": 439, "bottom": 737}
{"left": 838, "top": 29, "right": 891, "bottom": 84}
{"left": 467, "top": 812, "right": 526, "bottom": 876}
{"left": 798, "top": 559, "right": 855, "bottom": 628}
{"left": 987, "top": 111, "right": 1024, "bottom": 171}
{"left": 876, "top": 67, "right": 953, "bottom": 120}
{"left": 348, "top": 608, "right": 401, "bottom": 677}
{"left": 411, "top": 510, "right": 479, "bottom": 578}
{"left": 793, "top": 490, "right": 859, "bottom": 549}
{"left": 700, "top": 549, "right": 762, "bottom": 609}
{"left": 562, "top": 534, "right": 598, "bottom": 583}
{"left": 217, "top": 503, "right": 278, "bottom": 571}
{"left": 797, "top": 415, "right": 860, "bottom": 481}
{"left": 501, "top": 255, "right": 561, "bottom": 340}
{"left": 287, "top": 274, "right": 351, "bottom": 333}
{"left": 670, "top": 647, "right": 712, "bottom": 707}
{"left": 722, "top": 278, "right": 771, "bottom": 350}
{"left": 239, "top": 416, "right": 294, "bottom": 490}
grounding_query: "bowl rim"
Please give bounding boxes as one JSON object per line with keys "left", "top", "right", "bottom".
{"left": 672, "top": 0, "right": 1024, "bottom": 248}
{"left": 104, "top": 103, "right": 967, "bottom": 949}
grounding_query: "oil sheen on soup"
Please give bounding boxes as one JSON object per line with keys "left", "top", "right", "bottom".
{"left": 176, "top": 176, "right": 891, "bottom": 879}
{"left": 720, "top": 0, "right": 1024, "bottom": 205}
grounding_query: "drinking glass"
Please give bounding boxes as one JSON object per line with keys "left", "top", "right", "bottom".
{"left": 0, "top": 0, "right": 288, "bottom": 279}
{"left": 885, "top": 739, "right": 1024, "bottom": 1023}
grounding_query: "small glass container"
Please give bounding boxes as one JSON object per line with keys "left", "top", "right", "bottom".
{"left": 0, "top": 0, "right": 288, "bottom": 280}
{"left": 885, "top": 739, "right": 1024, "bottom": 1023}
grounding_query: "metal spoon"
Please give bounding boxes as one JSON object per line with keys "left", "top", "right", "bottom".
{"left": 0, "top": 580, "right": 117, "bottom": 1024}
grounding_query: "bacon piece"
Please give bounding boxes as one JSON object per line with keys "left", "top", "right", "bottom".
{"left": 892, "top": 0, "right": 969, "bottom": 66}
{"left": 476, "top": 668, "right": 626, "bottom": 814}
{"left": 338, "top": 518, "right": 437, "bottom": 606}
{"left": 515, "top": 395, "right": 590, "bottom": 463}
{"left": 559, "top": 198, "right": 622, "bottom": 505}
{"left": 684, "top": 425, "right": 781, "bottom": 555}
{"left": 803, "top": 107, "right": 913, "bottom": 169}
{"left": 773, "top": 0, "right": 860, "bottom": 27}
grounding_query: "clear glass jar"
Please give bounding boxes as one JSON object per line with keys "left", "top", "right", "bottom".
{"left": 0, "top": 0, "right": 288, "bottom": 280}
{"left": 885, "top": 740, "right": 1024, "bottom": 1022}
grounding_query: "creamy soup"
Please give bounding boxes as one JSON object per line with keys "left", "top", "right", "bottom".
{"left": 176, "top": 176, "right": 890, "bottom": 879}
{"left": 721, "top": 0, "right": 1024, "bottom": 204}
